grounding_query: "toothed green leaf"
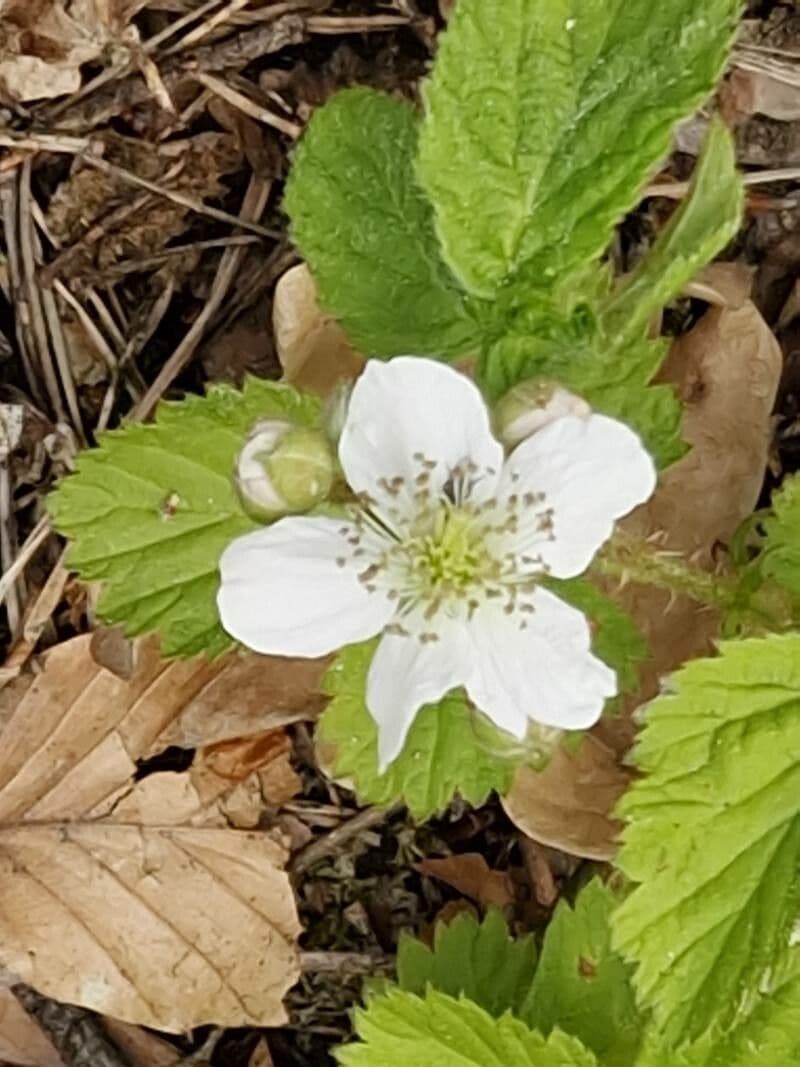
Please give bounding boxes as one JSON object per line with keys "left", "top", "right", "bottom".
{"left": 613, "top": 636, "right": 800, "bottom": 1045}
{"left": 284, "top": 87, "right": 478, "bottom": 359}
{"left": 49, "top": 380, "right": 320, "bottom": 657}
{"left": 397, "top": 909, "right": 537, "bottom": 1018}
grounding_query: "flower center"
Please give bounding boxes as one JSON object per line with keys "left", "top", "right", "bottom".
{"left": 409, "top": 507, "right": 488, "bottom": 595}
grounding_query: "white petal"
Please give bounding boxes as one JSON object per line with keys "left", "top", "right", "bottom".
{"left": 465, "top": 588, "right": 617, "bottom": 734}
{"left": 339, "top": 358, "right": 503, "bottom": 519}
{"left": 367, "top": 625, "right": 468, "bottom": 771}
{"left": 218, "top": 516, "right": 394, "bottom": 657}
{"left": 500, "top": 414, "right": 657, "bottom": 579}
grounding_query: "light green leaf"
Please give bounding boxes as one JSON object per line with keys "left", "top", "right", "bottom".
{"left": 522, "top": 880, "right": 643, "bottom": 1067}
{"left": 397, "top": 910, "right": 537, "bottom": 1018}
{"left": 601, "top": 120, "right": 743, "bottom": 344}
{"left": 317, "top": 641, "right": 516, "bottom": 820}
{"left": 284, "top": 87, "right": 478, "bottom": 359}
{"left": 49, "top": 380, "right": 320, "bottom": 657}
{"left": 758, "top": 474, "right": 800, "bottom": 596}
{"left": 338, "top": 989, "right": 599, "bottom": 1067}
{"left": 483, "top": 329, "right": 684, "bottom": 469}
{"left": 418, "top": 0, "right": 739, "bottom": 299}
{"left": 545, "top": 579, "right": 648, "bottom": 698}
{"left": 612, "top": 635, "right": 800, "bottom": 1045}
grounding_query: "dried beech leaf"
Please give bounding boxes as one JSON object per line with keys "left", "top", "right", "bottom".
{"left": 0, "top": 987, "right": 65, "bottom": 1067}
{"left": 682, "top": 261, "right": 754, "bottom": 309}
{"left": 0, "top": 634, "right": 303, "bottom": 1031}
{"left": 418, "top": 854, "right": 515, "bottom": 909}
{"left": 503, "top": 736, "right": 630, "bottom": 862}
{"left": 726, "top": 66, "right": 800, "bottom": 121}
{"left": 274, "top": 263, "right": 364, "bottom": 395}
{"left": 503, "top": 301, "right": 782, "bottom": 859}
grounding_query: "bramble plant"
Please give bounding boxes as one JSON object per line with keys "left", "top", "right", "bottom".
{"left": 48, "top": 0, "right": 800, "bottom": 1061}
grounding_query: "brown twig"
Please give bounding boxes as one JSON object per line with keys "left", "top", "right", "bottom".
{"left": 0, "top": 179, "right": 44, "bottom": 406}
{"left": 291, "top": 802, "right": 403, "bottom": 875}
{"left": 79, "top": 151, "right": 279, "bottom": 240}
{"left": 306, "top": 14, "right": 411, "bottom": 32}
{"left": 299, "top": 951, "right": 395, "bottom": 976}
{"left": 130, "top": 174, "right": 272, "bottom": 420}
{"left": 194, "top": 72, "right": 303, "bottom": 137}
{"left": 646, "top": 166, "right": 800, "bottom": 200}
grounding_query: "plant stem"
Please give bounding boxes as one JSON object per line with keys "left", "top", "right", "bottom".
{"left": 593, "top": 532, "right": 736, "bottom": 608}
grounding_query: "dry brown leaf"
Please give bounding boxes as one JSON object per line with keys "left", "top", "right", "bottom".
{"left": 0, "top": 987, "right": 65, "bottom": 1067}
{"left": 0, "top": 0, "right": 129, "bottom": 102}
{"left": 503, "top": 735, "right": 630, "bottom": 862}
{"left": 726, "top": 66, "right": 800, "bottom": 121}
{"left": 100, "top": 1018, "right": 176, "bottom": 1067}
{"left": 249, "top": 1038, "right": 276, "bottom": 1067}
{"left": 273, "top": 263, "right": 364, "bottom": 395}
{"left": 503, "top": 300, "right": 782, "bottom": 859}
{"left": 418, "top": 854, "right": 515, "bottom": 909}
{"left": 0, "top": 634, "right": 303, "bottom": 1032}
{"left": 683, "top": 261, "right": 754, "bottom": 310}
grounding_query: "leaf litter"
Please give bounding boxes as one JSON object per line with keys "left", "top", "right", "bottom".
{"left": 1, "top": 0, "right": 800, "bottom": 1064}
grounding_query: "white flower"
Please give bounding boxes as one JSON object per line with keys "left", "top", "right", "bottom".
{"left": 218, "top": 358, "right": 656, "bottom": 771}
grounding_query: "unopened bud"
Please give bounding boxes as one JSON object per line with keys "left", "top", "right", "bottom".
{"left": 236, "top": 420, "right": 334, "bottom": 520}
{"left": 471, "top": 708, "right": 564, "bottom": 771}
{"left": 495, "top": 379, "right": 591, "bottom": 449}
{"left": 323, "top": 381, "right": 353, "bottom": 444}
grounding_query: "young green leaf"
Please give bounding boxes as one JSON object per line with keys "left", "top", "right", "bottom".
{"left": 284, "top": 87, "right": 478, "bottom": 359}
{"left": 522, "top": 880, "right": 643, "bottom": 1067}
{"left": 612, "top": 635, "right": 800, "bottom": 1044}
{"left": 397, "top": 910, "right": 537, "bottom": 1018}
{"left": 601, "top": 120, "right": 743, "bottom": 344}
{"left": 317, "top": 641, "right": 516, "bottom": 820}
{"left": 338, "top": 989, "right": 599, "bottom": 1067}
{"left": 757, "top": 474, "right": 800, "bottom": 597}
{"left": 418, "top": 0, "right": 739, "bottom": 299}
{"left": 545, "top": 578, "right": 648, "bottom": 698}
{"left": 49, "top": 380, "right": 320, "bottom": 657}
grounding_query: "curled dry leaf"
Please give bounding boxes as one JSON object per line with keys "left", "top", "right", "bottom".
{"left": 725, "top": 65, "right": 800, "bottom": 122}
{"left": 503, "top": 298, "right": 782, "bottom": 859}
{"left": 0, "top": 634, "right": 306, "bottom": 1032}
{"left": 0, "top": 987, "right": 65, "bottom": 1067}
{"left": 0, "top": 0, "right": 126, "bottom": 102}
{"left": 273, "top": 263, "right": 364, "bottom": 395}
{"left": 417, "top": 854, "right": 515, "bottom": 910}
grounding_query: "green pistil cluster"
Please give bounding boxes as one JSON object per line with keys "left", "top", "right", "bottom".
{"left": 407, "top": 507, "right": 495, "bottom": 597}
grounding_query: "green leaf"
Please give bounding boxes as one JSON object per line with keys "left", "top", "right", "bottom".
{"left": 483, "top": 328, "right": 684, "bottom": 469}
{"left": 522, "top": 880, "right": 643, "bottom": 1067}
{"left": 417, "top": 0, "right": 739, "bottom": 299}
{"left": 338, "top": 989, "right": 599, "bottom": 1067}
{"left": 545, "top": 578, "right": 648, "bottom": 698}
{"left": 397, "top": 910, "right": 537, "bottom": 1018}
{"left": 683, "top": 951, "right": 800, "bottom": 1066}
{"left": 612, "top": 635, "right": 800, "bottom": 1045}
{"left": 601, "top": 120, "right": 743, "bottom": 344}
{"left": 284, "top": 87, "right": 478, "bottom": 359}
{"left": 758, "top": 474, "right": 800, "bottom": 596}
{"left": 317, "top": 640, "right": 516, "bottom": 820}
{"left": 49, "top": 380, "right": 320, "bottom": 657}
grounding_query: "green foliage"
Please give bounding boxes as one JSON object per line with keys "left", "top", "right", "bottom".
{"left": 757, "top": 474, "right": 800, "bottom": 596}
{"left": 546, "top": 578, "right": 648, "bottom": 698}
{"left": 338, "top": 989, "right": 599, "bottom": 1067}
{"left": 397, "top": 909, "right": 537, "bottom": 1018}
{"left": 49, "top": 380, "right": 319, "bottom": 657}
{"left": 601, "top": 119, "right": 742, "bottom": 345}
{"left": 284, "top": 87, "right": 478, "bottom": 359}
{"left": 318, "top": 641, "right": 516, "bottom": 820}
{"left": 417, "top": 0, "right": 740, "bottom": 300}
{"left": 522, "top": 881, "right": 643, "bottom": 1067}
{"left": 612, "top": 636, "right": 800, "bottom": 1045}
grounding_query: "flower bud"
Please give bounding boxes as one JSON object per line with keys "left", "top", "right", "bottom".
{"left": 323, "top": 381, "right": 353, "bottom": 445}
{"left": 470, "top": 707, "right": 564, "bottom": 771}
{"left": 495, "top": 379, "right": 591, "bottom": 449}
{"left": 236, "top": 420, "right": 335, "bottom": 520}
